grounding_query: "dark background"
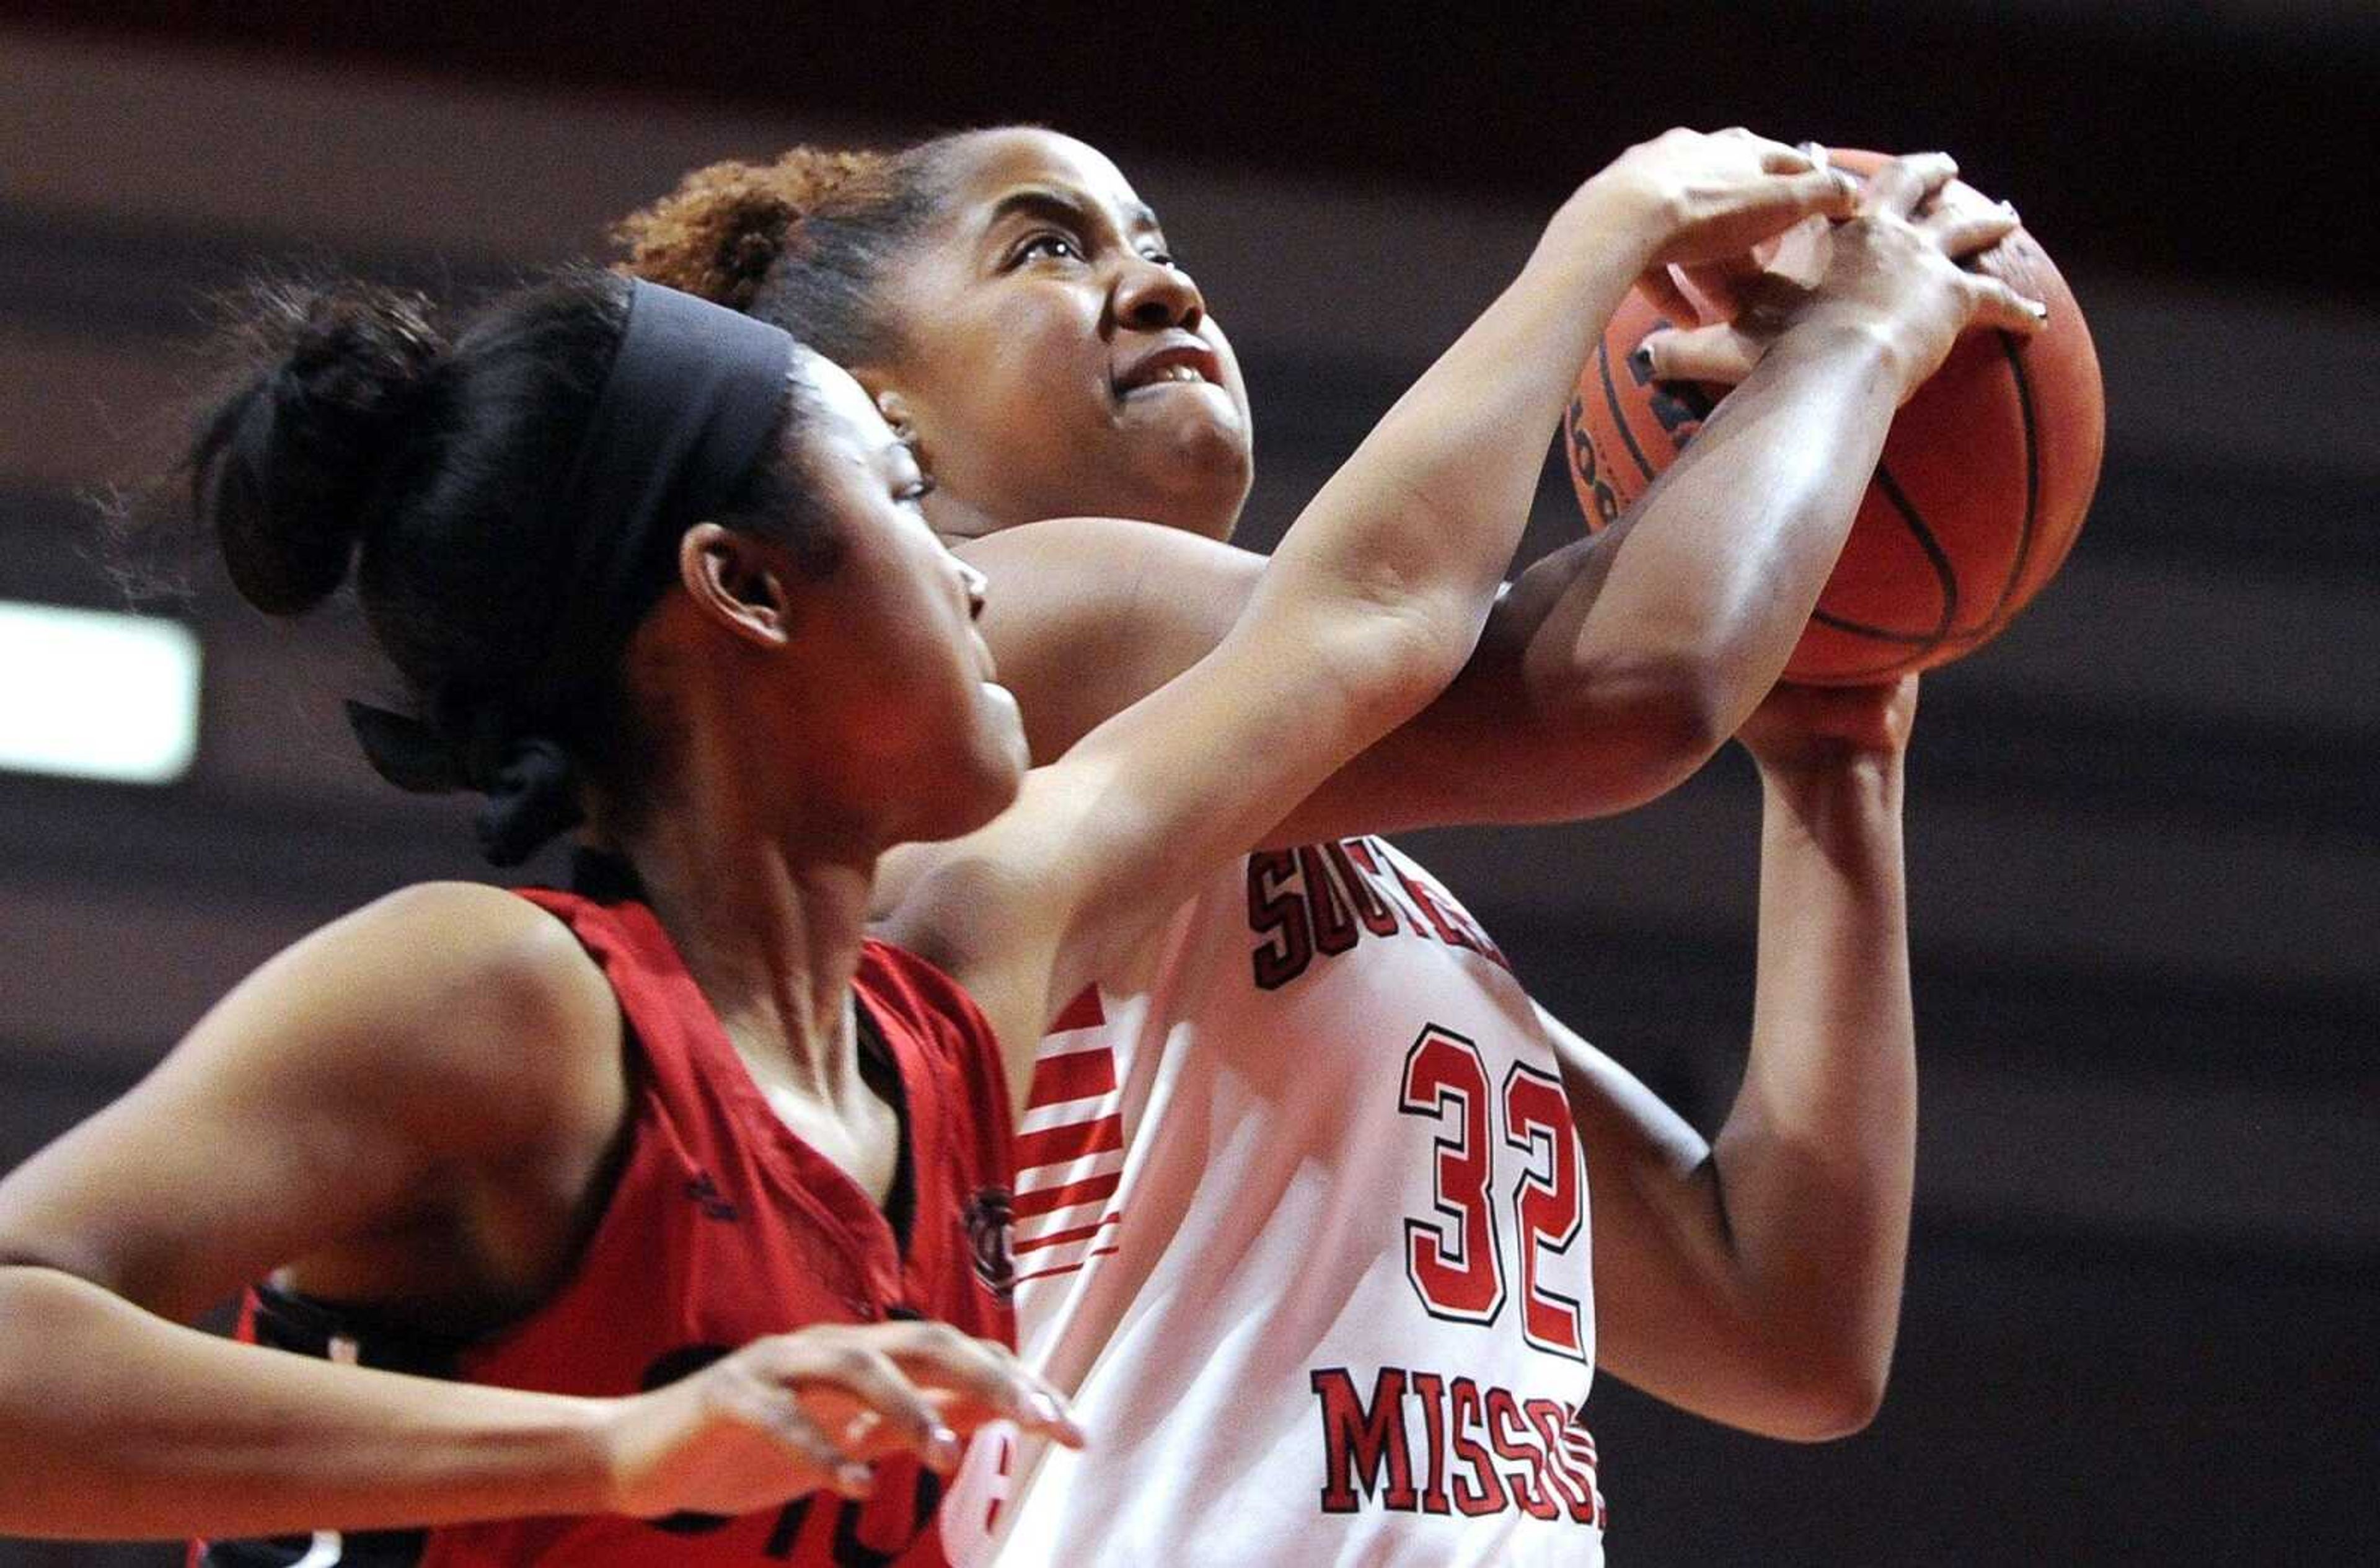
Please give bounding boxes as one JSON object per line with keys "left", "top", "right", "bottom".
{"left": 0, "top": 3, "right": 2373, "bottom": 1562}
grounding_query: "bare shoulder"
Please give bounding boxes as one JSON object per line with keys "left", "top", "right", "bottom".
{"left": 0, "top": 884, "right": 624, "bottom": 1315}
{"left": 957, "top": 513, "right": 1263, "bottom": 658}
{"left": 957, "top": 513, "right": 1260, "bottom": 586}
{"left": 193, "top": 881, "right": 624, "bottom": 1156}
{"left": 351, "top": 882, "right": 613, "bottom": 1037}
{"left": 959, "top": 517, "right": 1265, "bottom": 764}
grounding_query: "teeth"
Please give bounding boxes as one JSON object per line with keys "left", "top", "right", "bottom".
{"left": 1128, "top": 362, "right": 1205, "bottom": 390}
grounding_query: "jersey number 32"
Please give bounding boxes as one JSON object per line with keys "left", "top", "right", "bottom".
{"left": 1399, "top": 1024, "right": 1585, "bottom": 1362}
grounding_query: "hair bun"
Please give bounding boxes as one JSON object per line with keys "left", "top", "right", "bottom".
{"left": 614, "top": 158, "right": 809, "bottom": 313}
{"left": 195, "top": 283, "right": 444, "bottom": 614}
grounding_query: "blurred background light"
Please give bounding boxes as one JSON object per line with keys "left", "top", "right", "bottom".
{"left": 0, "top": 599, "right": 200, "bottom": 785}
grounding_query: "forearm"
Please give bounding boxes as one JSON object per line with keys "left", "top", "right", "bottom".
{"left": 1530, "top": 322, "right": 1902, "bottom": 750}
{"left": 1253, "top": 185, "right": 1658, "bottom": 694}
{"left": 1706, "top": 755, "right": 1913, "bottom": 1420}
{"left": 1269, "top": 318, "right": 1905, "bottom": 842}
{"left": 0, "top": 1266, "right": 610, "bottom": 1539}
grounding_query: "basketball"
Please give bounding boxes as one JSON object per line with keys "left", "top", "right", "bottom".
{"left": 1564, "top": 149, "right": 2105, "bottom": 684}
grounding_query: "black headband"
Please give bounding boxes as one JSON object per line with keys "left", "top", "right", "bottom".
{"left": 348, "top": 279, "right": 800, "bottom": 865}
{"left": 549, "top": 278, "right": 801, "bottom": 655}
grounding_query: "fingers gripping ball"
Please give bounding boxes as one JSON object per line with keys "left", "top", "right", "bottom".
{"left": 1565, "top": 149, "right": 2105, "bottom": 684}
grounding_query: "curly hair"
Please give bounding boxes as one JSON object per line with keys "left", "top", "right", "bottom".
{"left": 614, "top": 136, "right": 975, "bottom": 366}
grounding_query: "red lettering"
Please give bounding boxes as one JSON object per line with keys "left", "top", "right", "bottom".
{"left": 1298, "top": 845, "right": 1361, "bottom": 957}
{"left": 1486, "top": 1386, "right": 1559, "bottom": 1520}
{"left": 1409, "top": 1370, "right": 1452, "bottom": 1515}
{"left": 1525, "top": 1398, "right": 1597, "bottom": 1524}
{"left": 1248, "top": 850, "right": 1313, "bottom": 990}
{"left": 1310, "top": 1367, "right": 1417, "bottom": 1514}
{"left": 1314, "top": 1368, "right": 1603, "bottom": 1530}
{"left": 1555, "top": 1408, "right": 1608, "bottom": 1530}
{"left": 1399, "top": 1028, "right": 1508, "bottom": 1325}
{"left": 1394, "top": 860, "right": 1479, "bottom": 951}
{"left": 1445, "top": 1378, "right": 1509, "bottom": 1517}
{"left": 1326, "top": 840, "right": 1403, "bottom": 937}
{"left": 1503, "top": 1064, "right": 1588, "bottom": 1361}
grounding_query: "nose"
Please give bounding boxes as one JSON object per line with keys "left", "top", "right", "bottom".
{"left": 1111, "top": 255, "right": 1204, "bottom": 335}
{"left": 955, "top": 557, "right": 989, "bottom": 621}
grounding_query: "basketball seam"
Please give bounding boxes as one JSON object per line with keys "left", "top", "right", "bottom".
{"left": 1952, "top": 328, "right": 2045, "bottom": 646}
{"left": 1809, "top": 460, "right": 1959, "bottom": 651}
{"left": 1594, "top": 336, "right": 1661, "bottom": 488}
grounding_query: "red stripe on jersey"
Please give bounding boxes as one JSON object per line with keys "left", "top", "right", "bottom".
{"left": 1014, "top": 1213, "right": 1119, "bottom": 1254}
{"left": 1026, "top": 1046, "right": 1117, "bottom": 1108}
{"left": 1012, "top": 1169, "right": 1122, "bottom": 1222}
{"left": 1013, "top": 1112, "right": 1124, "bottom": 1173}
{"left": 1050, "top": 985, "right": 1105, "bottom": 1033}
{"left": 1015, "top": 1244, "right": 1120, "bottom": 1285}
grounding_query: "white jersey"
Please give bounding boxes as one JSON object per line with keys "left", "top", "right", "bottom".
{"left": 953, "top": 836, "right": 1605, "bottom": 1567}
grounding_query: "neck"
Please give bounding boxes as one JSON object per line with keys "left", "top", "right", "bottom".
{"left": 612, "top": 739, "right": 880, "bottom": 1106}
{"left": 923, "top": 486, "right": 1004, "bottom": 544}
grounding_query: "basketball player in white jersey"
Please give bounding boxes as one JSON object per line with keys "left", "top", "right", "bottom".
{"left": 620, "top": 130, "right": 2037, "bottom": 1562}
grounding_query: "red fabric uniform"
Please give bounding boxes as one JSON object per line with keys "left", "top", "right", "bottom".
{"left": 195, "top": 877, "right": 1018, "bottom": 1568}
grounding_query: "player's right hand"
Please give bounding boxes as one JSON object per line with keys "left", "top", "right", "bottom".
{"left": 1736, "top": 673, "right": 1921, "bottom": 780}
{"left": 1637, "top": 151, "right": 2048, "bottom": 403}
{"left": 597, "top": 1319, "right": 1083, "bottom": 1518}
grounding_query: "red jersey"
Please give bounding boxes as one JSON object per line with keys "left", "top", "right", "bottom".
{"left": 196, "top": 872, "right": 1018, "bottom": 1567}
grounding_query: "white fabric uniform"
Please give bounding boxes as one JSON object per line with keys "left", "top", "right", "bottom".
{"left": 956, "top": 837, "right": 1605, "bottom": 1567}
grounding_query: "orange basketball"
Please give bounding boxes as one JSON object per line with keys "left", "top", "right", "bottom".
{"left": 1564, "top": 149, "right": 2105, "bottom": 684}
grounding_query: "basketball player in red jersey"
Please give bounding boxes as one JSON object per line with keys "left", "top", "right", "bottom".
{"left": 0, "top": 132, "right": 1858, "bottom": 1561}
{"left": 621, "top": 133, "right": 2039, "bottom": 1561}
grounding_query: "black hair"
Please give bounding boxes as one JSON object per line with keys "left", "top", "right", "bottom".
{"left": 180, "top": 265, "right": 837, "bottom": 862}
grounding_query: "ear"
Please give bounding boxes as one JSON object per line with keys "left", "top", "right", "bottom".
{"left": 866, "top": 384, "right": 918, "bottom": 444}
{"left": 678, "top": 522, "right": 793, "bottom": 650}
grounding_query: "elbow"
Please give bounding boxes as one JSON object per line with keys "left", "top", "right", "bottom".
{"left": 1622, "top": 654, "right": 1737, "bottom": 775}
{"left": 1781, "top": 1365, "right": 1890, "bottom": 1443}
{"left": 1595, "top": 647, "right": 1737, "bottom": 759}
{"left": 1335, "top": 606, "right": 1492, "bottom": 732}
{"left": 1540, "top": 651, "right": 1737, "bottom": 809}
{"left": 1743, "top": 1345, "right": 1893, "bottom": 1443}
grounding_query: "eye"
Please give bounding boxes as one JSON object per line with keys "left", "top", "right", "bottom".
{"left": 1141, "top": 246, "right": 1179, "bottom": 269}
{"left": 1012, "top": 231, "right": 1083, "bottom": 266}
{"left": 898, "top": 476, "right": 938, "bottom": 508}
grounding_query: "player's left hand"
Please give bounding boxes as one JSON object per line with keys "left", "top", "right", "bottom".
{"left": 1636, "top": 154, "right": 2040, "bottom": 396}
{"left": 1573, "top": 126, "right": 1862, "bottom": 277}
{"left": 1735, "top": 674, "right": 1919, "bottom": 777}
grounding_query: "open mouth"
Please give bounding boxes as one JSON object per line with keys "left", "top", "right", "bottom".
{"left": 1113, "top": 340, "right": 1223, "bottom": 399}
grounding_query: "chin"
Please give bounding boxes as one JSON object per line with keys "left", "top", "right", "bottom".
{"left": 1127, "top": 433, "right": 1253, "bottom": 541}
{"left": 906, "top": 739, "right": 1026, "bottom": 845}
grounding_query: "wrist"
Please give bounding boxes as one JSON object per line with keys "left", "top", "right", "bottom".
{"left": 554, "top": 1395, "right": 630, "bottom": 1517}
{"left": 1550, "top": 173, "right": 1666, "bottom": 277}
{"left": 1758, "top": 756, "right": 1905, "bottom": 872}
{"left": 1759, "top": 313, "right": 1907, "bottom": 394}
{"left": 1756, "top": 747, "right": 1905, "bottom": 813}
